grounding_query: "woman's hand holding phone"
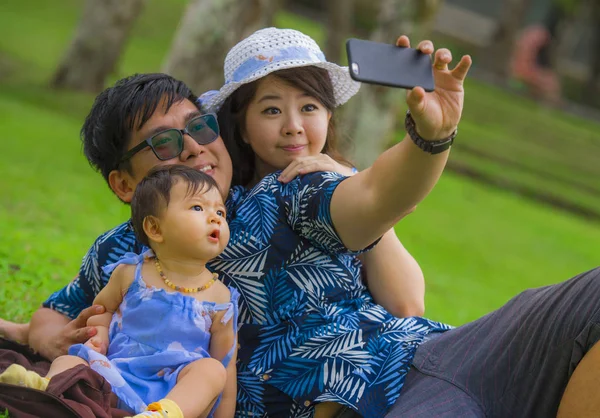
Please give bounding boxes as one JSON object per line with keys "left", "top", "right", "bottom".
{"left": 347, "top": 36, "right": 471, "bottom": 140}
{"left": 398, "top": 36, "right": 472, "bottom": 140}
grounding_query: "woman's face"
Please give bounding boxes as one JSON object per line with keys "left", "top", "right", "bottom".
{"left": 243, "top": 75, "right": 331, "bottom": 180}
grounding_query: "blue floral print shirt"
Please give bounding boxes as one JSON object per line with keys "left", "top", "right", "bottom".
{"left": 44, "top": 171, "right": 451, "bottom": 417}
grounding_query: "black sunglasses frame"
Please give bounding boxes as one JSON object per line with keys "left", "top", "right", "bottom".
{"left": 120, "top": 113, "right": 219, "bottom": 163}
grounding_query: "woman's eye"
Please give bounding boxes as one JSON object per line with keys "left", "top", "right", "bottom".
{"left": 263, "top": 107, "right": 281, "bottom": 115}
{"left": 192, "top": 205, "right": 203, "bottom": 211}
{"left": 302, "top": 104, "right": 317, "bottom": 112}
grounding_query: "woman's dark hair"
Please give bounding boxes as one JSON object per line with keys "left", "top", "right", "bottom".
{"left": 81, "top": 73, "right": 198, "bottom": 184}
{"left": 131, "top": 165, "right": 220, "bottom": 247}
{"left": 217, "top": 66, "right": 353, "bottom": 187}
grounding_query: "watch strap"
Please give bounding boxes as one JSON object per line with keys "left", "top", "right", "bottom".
{"left": 405, "top": 110, "right": 457, "bottom": 154}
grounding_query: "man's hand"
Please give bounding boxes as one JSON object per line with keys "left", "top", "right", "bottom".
{"left": 56, "top": 305, "right": 106, "bottom": 355}
{"left": 29, "top": 305, "right": 105, "bottom": 361}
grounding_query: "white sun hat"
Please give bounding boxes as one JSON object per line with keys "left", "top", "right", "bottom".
{"left": 199, "top": 27, "right": 361, "bottom": 113}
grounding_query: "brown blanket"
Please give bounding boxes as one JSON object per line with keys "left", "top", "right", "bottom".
{"left": 0, "top": 338, "right": 128, "bottom": 418}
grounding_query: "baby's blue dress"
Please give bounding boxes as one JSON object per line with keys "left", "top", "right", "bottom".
{"left": 69, "top": 249, "right": 239, "bottom": 415}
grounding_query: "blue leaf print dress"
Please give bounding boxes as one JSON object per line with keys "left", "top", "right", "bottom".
{"left": 69, "top": 249, "right": 240, "bottom": 416}
{"left": 213, "top": 172, "right": 451, "bottom": 417}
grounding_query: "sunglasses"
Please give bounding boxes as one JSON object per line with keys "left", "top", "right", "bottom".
{"left": 120, "top": 113, "right": 220, "bottom": 162}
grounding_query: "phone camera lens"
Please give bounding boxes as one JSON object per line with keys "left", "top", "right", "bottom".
{"left": 351, "top": 63, "right": 359, "bottom": 75}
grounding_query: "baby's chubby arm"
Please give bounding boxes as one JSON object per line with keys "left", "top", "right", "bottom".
{"left": 210, "top": 284, "right": 237, "bottom": 418}
{"left": 84, "top": 264, "right": 132, "bottom": 355}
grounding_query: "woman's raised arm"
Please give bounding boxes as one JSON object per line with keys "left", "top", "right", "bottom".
{"left": 331, "top": 37, "right": 471, "bottom": 250}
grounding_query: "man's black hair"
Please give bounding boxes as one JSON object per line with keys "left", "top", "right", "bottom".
{"left": 81, "top": 73, "right": 198, "bottom": 183}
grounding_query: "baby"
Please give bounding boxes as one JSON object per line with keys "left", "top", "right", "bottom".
{"left": 0, "top": 165, "right": 238, "bottom": 418}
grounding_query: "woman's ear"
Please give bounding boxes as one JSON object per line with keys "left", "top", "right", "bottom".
{"left": 108, "top": 169, "right": 136, "bottom": 203}
{"left": 143, "top": 216, "right": 164, "bottom": 244}
{"left": 240, "top": 123, "right": 250, "bottom": 145}
{"left": 241, "top": 130, "right": 250, "bottom": 144}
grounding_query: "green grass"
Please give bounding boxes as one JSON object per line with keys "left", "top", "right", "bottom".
{"left": 398, "top": 174, "right": 599, "bottom": 324}
{"left": 460, "top": 82, "right": 600, "bottom": 216}
{"left": 0, "top": 93, "right": 129, "bottom": 320}
{"left": 0, "top": 0, "right": 599, "bottom": 327}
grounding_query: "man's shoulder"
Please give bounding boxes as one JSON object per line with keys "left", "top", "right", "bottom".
{"left": 95, "top": 220, "right": 135, "bottom": 242}
{"left": 91, "top": 220, "right": 140, "bottom": 257}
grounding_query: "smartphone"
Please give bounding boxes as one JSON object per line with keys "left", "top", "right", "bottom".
{"left": 346, "top": 38, "right": 435, "bottom": 92}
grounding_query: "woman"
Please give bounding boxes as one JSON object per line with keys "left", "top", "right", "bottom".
{"left": 200, "top": 27, "right": 600, "bottom": 417}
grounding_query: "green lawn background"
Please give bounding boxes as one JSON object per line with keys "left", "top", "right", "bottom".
{"left": 0, "top": 0, "right": 598, "bottom": 327}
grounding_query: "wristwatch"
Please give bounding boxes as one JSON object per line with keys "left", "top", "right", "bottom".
{"left": 405, "top": 110, "right": 457, "bottom": 154}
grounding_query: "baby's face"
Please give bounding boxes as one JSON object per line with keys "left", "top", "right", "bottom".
{"left": 160, "top": 182, "right": 229, "bottom": 261}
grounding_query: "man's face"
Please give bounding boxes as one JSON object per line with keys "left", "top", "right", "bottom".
{"left": 110, "top": 98, "right": 233, "bottom": 202}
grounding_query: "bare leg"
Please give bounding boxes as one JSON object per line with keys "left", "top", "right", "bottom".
{"left": 0, "top": 319, "right": 29, "bottom": 344}
{"left": 0, "top": 354, "right": 82, "bottom": 390}
{"left": 557, "top": 341, "right": 600, "bottom": 418}
{"left": 167, "top": 358, "right": 227, "bottom": 418}
{"left": 46, "top": 355, "right": 89, "bottom": 379}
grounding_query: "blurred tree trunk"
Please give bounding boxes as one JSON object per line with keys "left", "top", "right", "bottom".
{"left": 163, "top": 0, "right": 283, "bottom": 95}
{"left": 413, "top": 0, "right": 444, "bottom": 41}
{"left": 51, "top": 0, "right": 147, "bottom": 93}
{"left": 325, "top": 0, "right": 355, "bottom": 63}
{"left": 479, "top": 0, "right": 535, "bottom": 81}
{"left": 341, "top": 0, "right": 443, "bottom": 169}
{"left": 262, "top": 0, "right": 285, "bottom": 27}
{"left": 584, "top": 0, "right": 600, "bottom": 105}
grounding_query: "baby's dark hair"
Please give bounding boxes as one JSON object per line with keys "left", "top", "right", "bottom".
{"left": 131, "top": 165, "right": 220, "bottom": 247}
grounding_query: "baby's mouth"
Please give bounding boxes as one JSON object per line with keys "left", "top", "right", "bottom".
{"left": 209, "top": 230, "right": 220, "bottom": 241}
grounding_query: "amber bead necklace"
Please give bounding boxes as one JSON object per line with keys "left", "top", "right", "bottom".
{"left": 154, "top": 257, "right": 216, "bottom": 293}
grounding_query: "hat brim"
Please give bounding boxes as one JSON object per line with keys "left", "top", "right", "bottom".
{"left": 203, "top": 60, "right": 361, "bottom": 113}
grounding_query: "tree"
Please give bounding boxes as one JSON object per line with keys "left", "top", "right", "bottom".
{"left": 584, "top": 0, "right": 600, "bottom": 106}
{"left": 325, "top": 0, "right": 355, "bottom": 64}
{"left": 51, "top": 0, "right": 148, "bottom": 93}
{"left": 162, "top": 0, "right": 283, "bottom": 95}
{"left": 340, "top": 0, "right": 443, "bottom": 168}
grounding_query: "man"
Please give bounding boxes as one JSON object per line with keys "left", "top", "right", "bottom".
{"left": 28, "top": 73, "right": 233, "bottom": 360}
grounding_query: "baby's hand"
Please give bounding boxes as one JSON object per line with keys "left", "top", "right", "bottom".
{"left": 84, "top": 335, "right": 108, "bottom": 355}
{"left": 278, "top": 155, "right": 355, "bottom": 183}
